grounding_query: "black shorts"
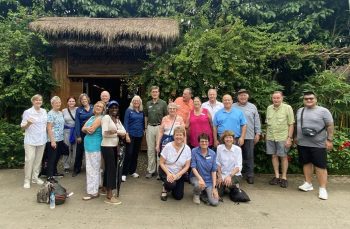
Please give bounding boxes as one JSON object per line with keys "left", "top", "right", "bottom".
{"left": 297, "top": 145, "right": 327, "bottom": 169}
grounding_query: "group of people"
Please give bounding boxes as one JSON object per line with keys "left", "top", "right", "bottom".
{"left": 21, "top": 86, "right": 334, "bottom": 207}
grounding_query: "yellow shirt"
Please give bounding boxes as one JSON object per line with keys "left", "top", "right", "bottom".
{"left": 266, "top": 103, "right": 294, "bottom": 141}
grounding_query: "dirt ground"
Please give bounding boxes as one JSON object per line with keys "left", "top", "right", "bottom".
{"left": 1, "top": 154, "right": 350, "bottom": 229}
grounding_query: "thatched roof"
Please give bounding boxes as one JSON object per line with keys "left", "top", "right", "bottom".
{"left": 29, "top": 17, "right": 179, "bottom": 50}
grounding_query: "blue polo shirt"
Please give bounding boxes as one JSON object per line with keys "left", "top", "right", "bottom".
{"left": 190, "top": 147, "right": 217, "bottom": 187}
{"left": 213, "top": 107, "right": 247, "bottom": 137}
{"left": 124, "top": 108, "right": 144, "bottom": 137}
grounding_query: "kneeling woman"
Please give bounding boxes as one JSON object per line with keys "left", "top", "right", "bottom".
{"left": 159, "top": 126, "right": 191, "bottom": 201}
{"left": 216, "top": 130, "right": 243, "bottom": 197}
{"left": 82, "top": 101, "right": 105, "bottom": 200}
{"left": 101, "top": 100, "right": 126, "bottom": 205}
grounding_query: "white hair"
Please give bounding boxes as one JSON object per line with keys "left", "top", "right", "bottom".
{"left": 129, "top": 95, "right": 143, "bottom": 111}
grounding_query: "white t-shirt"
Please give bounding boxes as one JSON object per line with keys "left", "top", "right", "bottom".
{"left": 216, "top": 144, "right": 242, "bottom": 178}
{"left": 21, "top": 107, "right": 47, "bottom": 145}
{"left": 161, "top": 143, "right": 191, "bottom": 175}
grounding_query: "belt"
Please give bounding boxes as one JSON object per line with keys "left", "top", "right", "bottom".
{"left": 148, "top": 123, "right": 160, "bottom": 126}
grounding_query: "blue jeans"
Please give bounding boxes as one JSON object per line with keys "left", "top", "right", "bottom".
{"left": 190, "top": 177, "right": 219, "bottom": 206}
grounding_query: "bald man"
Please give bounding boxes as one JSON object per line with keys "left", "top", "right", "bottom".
{"left": 213, "top": 94, "right": 247, "bottom": 147}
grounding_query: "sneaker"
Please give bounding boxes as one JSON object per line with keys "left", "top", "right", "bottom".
{"left": 193, "top": 194, "right": 200, "bottom": 204}
{"left": 280, "top": 179, "right": 288, "bottom": 188}
{"left": 319, "top": 187, "right": 328, "bottom": 200}
{"left": 131, "top": 173, "right": 139, "bottom": 178}
{"left": 32, "top": 178, "right": 44, "bottom": 185}
{"left": 269, "top": 177, "right": 281, "bottom": 185}
{"left": 104, "top": 196, "right": 122, "bottom": 205}
{"left": 64, "top": 169, "right": 70, "bottom": 174}
{"left": 298, "top": 182, "right": 314, "bottom": 192}
{"left": 145, "top": 173, "right": 154, "bottom": 179}
{"left": 121, "top": 175, "right": 126, "bottom": 182}
{"left": 23, "top": 181, "right": 30, "bottom": 189}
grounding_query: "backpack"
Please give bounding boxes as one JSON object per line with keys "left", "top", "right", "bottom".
{"left": 229, "top": 187, "right": 251, "bottom": 203}
{"left": 37, "top": 182, "right": 67, "bottom": 205}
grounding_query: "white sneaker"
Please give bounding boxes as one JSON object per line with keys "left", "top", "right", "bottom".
{"left": 32, "top": 178, "right": 44, "bottom": 185}
{"left": 319, "top": 187, "right": 328, "bottom": 200}
{"left": 193, "top": 194, "right": 200, "bottom": 204}
{"left": 23, "top": 181, "right": 30, "bottom": 189}
{"left": 131, "top": 173, "right": 139, "bottom": 178}
{"left": 298, "top": 182, "right": 314, "bottom": 192}
{"left": 121, "top": 175, "right": 126, "bottom": 182}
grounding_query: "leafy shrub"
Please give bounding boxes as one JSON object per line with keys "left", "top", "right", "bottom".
{"left": 0, "top": 119, "right": 24, "bottom": 168}
{"left": 254, "top": 129, "right": 350, "bottom": 175}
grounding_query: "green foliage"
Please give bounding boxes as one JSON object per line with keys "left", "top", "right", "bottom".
{"left": 0, "top": 7, "right": 55, "bottom": 122}
{"left": 328, "top": 129, "right": 350, "bottom": 174}
{"left": 0, "top": 119, "right": 24, "bottom": 168}
{"left": 291, "top": 71, "right": 350, "bottom": 127}
{"left": 254, "top": 129, "right": 350, "bottom": 175}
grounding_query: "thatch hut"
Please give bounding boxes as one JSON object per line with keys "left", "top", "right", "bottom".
{"left": 29, "top": 17, "right": 179, "bottom": 106}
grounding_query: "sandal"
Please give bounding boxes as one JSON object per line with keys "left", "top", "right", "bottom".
{"left": 82, "top": 194, "right": 99, "bottom": 201}
{"left": 160, "top": 191, "right": 168, "bottom": 201}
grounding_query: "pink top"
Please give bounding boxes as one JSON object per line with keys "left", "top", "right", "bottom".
{"left": 188, "top": 108, "right": 213, "bottom": 147}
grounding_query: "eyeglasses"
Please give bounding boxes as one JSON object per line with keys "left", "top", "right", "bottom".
{"left": 199, "top": 140, "right": 209, "bottom": 143}
{"left": 304, "top": 97, "right": 315, "bottom": 101}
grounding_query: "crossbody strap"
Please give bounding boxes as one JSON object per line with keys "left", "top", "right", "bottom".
{"left": 168, "top": 115, "right": 177, "bottom": 136}
{"left": 169, "top": 145, "right": 185, "bottom": 165}
{"left": 301, "top": 108, "right": 325, "bottom": 133}
{"left": 67, "top": 108, "right": 75, "bottom": 121}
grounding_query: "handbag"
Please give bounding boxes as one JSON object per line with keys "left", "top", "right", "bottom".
{"left": 161, "top": 115, "right": 177, "bottom": 149}
{"left": 301, "top": 108, "right": 325, "bottom": 137}
{"left": 67, "top": 109, "right": 76, "bottom": 144}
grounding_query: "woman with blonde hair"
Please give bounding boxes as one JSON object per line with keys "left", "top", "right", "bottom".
{"left": 159, "top": 126, "right": 191, "bottom": 201}
{"left": 122, "top": 95, "right": 144, "bottom": 182}
{"left": 82, "top": 101, "right": 105, "bottom": 200}
{"left": 21, "top": 94, "right": 47, "bottom": 188}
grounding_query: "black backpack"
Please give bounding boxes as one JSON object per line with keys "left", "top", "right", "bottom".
{"left": 229, "top": 187, "right": 251, "bottom": 203}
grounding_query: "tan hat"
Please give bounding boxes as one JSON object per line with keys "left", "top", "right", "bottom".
{"left": 237, "top": 89, "right": 249, "bottom": 94}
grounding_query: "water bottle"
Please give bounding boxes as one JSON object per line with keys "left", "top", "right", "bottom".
{"left": 50, "top": 191, "right": 55, "bottom": 209}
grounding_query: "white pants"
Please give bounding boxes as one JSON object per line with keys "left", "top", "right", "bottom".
{"left": 85, "top": 152, "right": 101, "bottom": 195}
{"left": 24, "top": 144, "right": 45, "bottom": 183}
{"left": 146, "top": 125, "right": 159, "bottom": 174}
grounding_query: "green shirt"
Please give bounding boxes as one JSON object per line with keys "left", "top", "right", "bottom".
{"left": 144, "top": 99, "right": 168, "bottom": 125}
{"left": 266, "top": 103, "right": 294, "bottom": 141}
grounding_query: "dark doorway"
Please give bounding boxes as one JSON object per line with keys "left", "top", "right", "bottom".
{"left": 83, "top": 78, "right": 130, "bottom": 121}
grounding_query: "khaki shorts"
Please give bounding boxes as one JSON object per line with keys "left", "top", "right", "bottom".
{"left": 266, "top": 140, "right": 289, "bottom": 157}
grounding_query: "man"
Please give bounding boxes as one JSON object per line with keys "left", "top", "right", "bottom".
{"left": 296, "top": 91, "right": 334, "bottom": 200}
{"left": 174, "top": 88, "right": 194, "bottom": 125}
{"left": 100, "top": 90, "right": 110, "bottom": 104}
{"left": 201, "top": 89, "right": 224, "bottom": 121}
{"left": 190, "top": 133, "right": 219, "bottom": 206}
{"left": 266, "top": 91, "right": 294, "bottom": 188}
{"left": 213, "top": 94, "right": 247, "bottom": 147}
{"left": 233, "top": 89, "right": 261, "bottom": 184}
{"left": 144, "top": 86, "right": 168, "bottom": 179}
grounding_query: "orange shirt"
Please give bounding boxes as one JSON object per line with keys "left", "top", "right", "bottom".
{"left": 174, "top": 97, "right": 194, "bottom": 125}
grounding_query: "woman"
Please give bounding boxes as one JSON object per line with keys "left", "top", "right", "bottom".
{"left": 216, "top": 130, "right": 242, "bottom": 197}
{"left": 62, "top": 96, "right": 77, "bottom": 173}
{"left": 47, "top": 96, "right": 65, "bottom": 182}
{"left": 156, "top": 103, "right": 185, "bottom": 154}
{"left": 73, "top": 93, "right": 94, "bottom": 177}
{"left": 21, "top": 94, "right": 47, "bottom": 189}
{"left": 159, "top": 126, "right": 191, "bottom": 201}
{"left": 187, "top": 97, "right": 213, "bottom": 148}
{"left": 122, "top": 95, "right": 144, "bottom": 182}
{"left": 190, "top": 133, "right": 219, "bottom": 206}
{"left": 82, "top": 101, "right": 105, "bottom": 200}
{"left": 101, "top": 100, "right": 126, "bottom": 205}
